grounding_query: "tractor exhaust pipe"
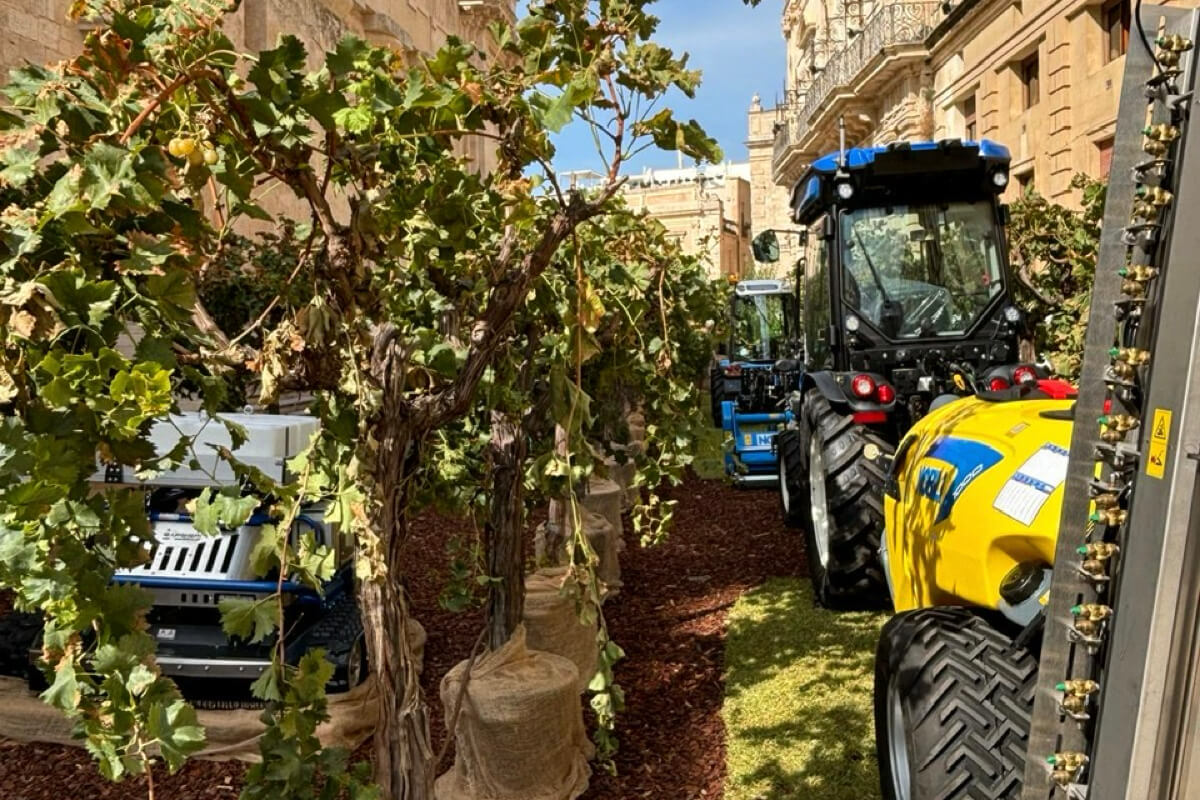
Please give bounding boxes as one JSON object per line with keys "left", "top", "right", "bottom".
{"left": 838, "top": 115, "right": 847, "bottom": 168}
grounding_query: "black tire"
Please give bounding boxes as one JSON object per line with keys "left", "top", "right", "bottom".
{"left": 709, "top": 366, "right": 726, "bottom": 427}
{"left": 0, "top": 611, "right": 42, "bottom": 682}
{"left": 875, "top": 608, "right": 1037, "bottom": 800}
{"left": 306, "top": 590, "right": 368, "bottom": 691}
{"left": 776, "top": 429, "right": 807, "bottom": 528}
{"left": 801, "top": 387, "right": 891, "bottom": 607}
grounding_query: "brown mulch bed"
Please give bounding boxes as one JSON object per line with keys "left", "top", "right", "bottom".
{"left": 584, "top": 474, "right": 804, "bottom": 799}
{"left": 0, "top": 473, "right": 803, "bottom": 799}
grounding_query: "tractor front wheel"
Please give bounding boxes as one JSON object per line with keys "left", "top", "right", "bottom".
{"left": 709, "top": 366, "right": 726, "bottom": 427}
{"left": 776, "top": 429, "right": 807, "bottom": 528}
{"left": 801, "top": 388, "right": 891, "bottom": 607}
{"left": 875, "top": 607, "right": 1037, "bottom": 800}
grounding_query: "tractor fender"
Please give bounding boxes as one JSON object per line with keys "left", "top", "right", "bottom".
{"left": 800, "top": 370, "right": 896, "bottom": 414}
{"left": 801, "top": 371, "right": 848, "bottom": 407}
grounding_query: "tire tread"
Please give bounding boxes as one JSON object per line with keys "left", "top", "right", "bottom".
{"left": 803, "top": 388, "right": 892, "bottom": 605}
{"left": 876, "top": 608, "right": 1037, "bottom": 800}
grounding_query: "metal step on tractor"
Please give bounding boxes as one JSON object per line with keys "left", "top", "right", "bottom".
{"left": 710, "top": 277, "right": 805, "bottom": 486}
{"left": 759, "top": 134, "right": 1043, "bottom": 607}
{"left": 0, "top": 413, "right": 369, "bottom": 704}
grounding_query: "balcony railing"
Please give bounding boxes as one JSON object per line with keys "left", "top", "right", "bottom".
{"left": 774, "top": 1, "right": 941, "bottom": 168}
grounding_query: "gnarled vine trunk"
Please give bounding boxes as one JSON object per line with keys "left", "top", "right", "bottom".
{"left": 485, "top": 412, "right": 527, "bottom": 651}
{"left": 360, "top": 571, "right": 431, "bottom": 800}
{"left": 358, "top": 328, "right": 434, "bottom": 800}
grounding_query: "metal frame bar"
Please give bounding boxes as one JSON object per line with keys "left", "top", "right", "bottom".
{"left": 1021, "top": 8, "right": 1195, "bottom": 799}
{"left": 1089, "top": 10, "right": 1200, "bottom": 799}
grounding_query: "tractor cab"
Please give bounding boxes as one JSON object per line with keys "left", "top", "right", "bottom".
{"left": 774, "top": 139, "right": 1045, "bottom": 608}
{"left": 728, "top": 279, "right": 799, "bottom": 364}
{"left": 790, "top": 139, "right": 1033, "bottom": 424}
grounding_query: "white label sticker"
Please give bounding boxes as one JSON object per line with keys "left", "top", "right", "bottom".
{"left": 156, "top": 628, "right": 176, "bottom": 641}
{"left": 993, "top": 443, "right": 1070, "bottom": 526}
{"left": 154, "top": 521, "right": 203, "bottom": 544}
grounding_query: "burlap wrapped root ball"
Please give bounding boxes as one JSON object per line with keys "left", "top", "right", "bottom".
{"left": 601, "top": 453, "right": 638, "bottom": 512}
{"left": 435, "top": 627, "right": 592, "bottom": 800}
{"left": 534, "top": 508, "right": 620, "bottom": 594}
{"left": 583, "top": 475, "right": 626, "bottom": 563}
{"left": 626, "top": 410, "right": 646, "bottom": 454}
{"left": 523, "top": 568, "right": 598, "bottom": 693}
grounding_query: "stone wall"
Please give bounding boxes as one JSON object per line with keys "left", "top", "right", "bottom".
{"left": 0, "top": 0, "right": 83, "bottom": 71}
{"left": 0, "top": 1, "right": 514, "bottom": 173}
{"left": 767, "top": 0, "right": 1200, "bottom": 209}
{"left": 620, "top": 163, "right": 754, "bottom": 280}
{"left": 927, "top": 0, "right": 1199, "bottom": 205}
{"left": 747, "top": 103, "right": 801, "bottom": 278}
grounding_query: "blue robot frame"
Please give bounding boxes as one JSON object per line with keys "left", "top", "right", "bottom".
{"left": 715, "top": 279, "right": 804, "bottom": 486}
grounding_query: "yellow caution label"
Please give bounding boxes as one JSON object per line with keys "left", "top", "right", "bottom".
{"left": 1147, "top": 408, "right": 1173, "bottom": 479}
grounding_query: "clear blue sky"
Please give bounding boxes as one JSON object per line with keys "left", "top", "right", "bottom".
{"left": 549, "top": 0, "right": 786, "bottom": 174}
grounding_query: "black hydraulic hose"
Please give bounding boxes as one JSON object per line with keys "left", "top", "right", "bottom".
{"left": 1134, "top": 0, "right": 1164, "bottom": 75}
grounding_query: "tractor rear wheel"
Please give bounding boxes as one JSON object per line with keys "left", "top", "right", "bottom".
{"left": 801, "top": 388, "right": 891, "bottom": 607}
{"left": 776, "top": 429, "right": 807, "bottom": 528}
{"left": 875, "top": 607, "right": 1037, "bottom": 800}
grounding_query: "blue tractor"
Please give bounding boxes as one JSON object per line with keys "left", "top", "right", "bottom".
{"left": 1, "top": 413, "right": 369, "bottom": 703}
{"left": 710, "top": 278, "right": 805, "bottom": 486}
{"left": 764, "top": 138, "right": 1042, "bottom": 607}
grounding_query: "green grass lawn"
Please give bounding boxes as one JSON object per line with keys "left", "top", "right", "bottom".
{"left": 692, "top": 419, "right": 727, "bottom": 481}
{"left": 723, "top": 578, "right": 888, "bottom": 800}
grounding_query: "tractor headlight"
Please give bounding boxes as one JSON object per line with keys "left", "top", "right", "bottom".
{"left": 836, "top": 181, "right": 855, "bottom": 201}
{"left": 845, "top": 313, "right": 861, "bottom": 332}
{"left": 992, "top": 170, "right": 1010, "bottom": 189}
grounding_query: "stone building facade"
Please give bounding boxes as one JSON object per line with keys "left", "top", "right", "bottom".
{"left": 0, "top": 0, "right": 516, "bottom": 170}
{"left": 751, "top": 0, "right": 1199, "bottom": 220}
{"left": 612, "top": 162, "right": 754, "bottom": 281}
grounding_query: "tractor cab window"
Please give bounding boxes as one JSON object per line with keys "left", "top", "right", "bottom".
{"left": 839, "top": 202, "right": 1004, "bottom": 340}
{"left": 803, "top": 220, "right": 831, "bottom": 367}
{"left": 731, "top": 292, "right": 792, "bottom": 361}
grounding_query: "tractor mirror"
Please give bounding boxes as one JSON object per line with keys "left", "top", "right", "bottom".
{"left": 752, "top": 230, "right": 780, "bottom": 263}
{"left": 822, "top": 215, "right": 836, "bottom": 240}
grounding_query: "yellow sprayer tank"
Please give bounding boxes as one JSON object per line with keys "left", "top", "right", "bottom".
{"left": 883, "top": 392, "right": 1075, "bottom": 615}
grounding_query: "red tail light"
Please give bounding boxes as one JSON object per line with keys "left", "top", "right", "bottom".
{"left": 876, "top": 384, "right": 896, "bottom": 404}
{"left": 853, "top": 411, "right": 888, "bottom": 424}
{"left": 850, "top": 374, "right": 876, "bottom": 398}
{"left": 724, "top": 364, "right": 742, "bottom": 377}
{"left": 989, "top": 377, "right": 1011, "bottom": 391}
{"left": 1103, "top": 397, "right": 1113, "bottom": 413}
{"left": 1012, "top": 365, "right": 1037, "bottom": 385}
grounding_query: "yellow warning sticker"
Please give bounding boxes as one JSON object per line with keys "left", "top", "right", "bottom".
{"left": 743, "top": 434, "right": 751, "bottom": 446}
{"left": 1147, "top": 408, "right": 1173, "bottom": 479}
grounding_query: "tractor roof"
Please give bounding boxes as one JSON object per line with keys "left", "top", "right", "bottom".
{"left": 791, "top": 138, "right": 1011, "bottom": 224}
